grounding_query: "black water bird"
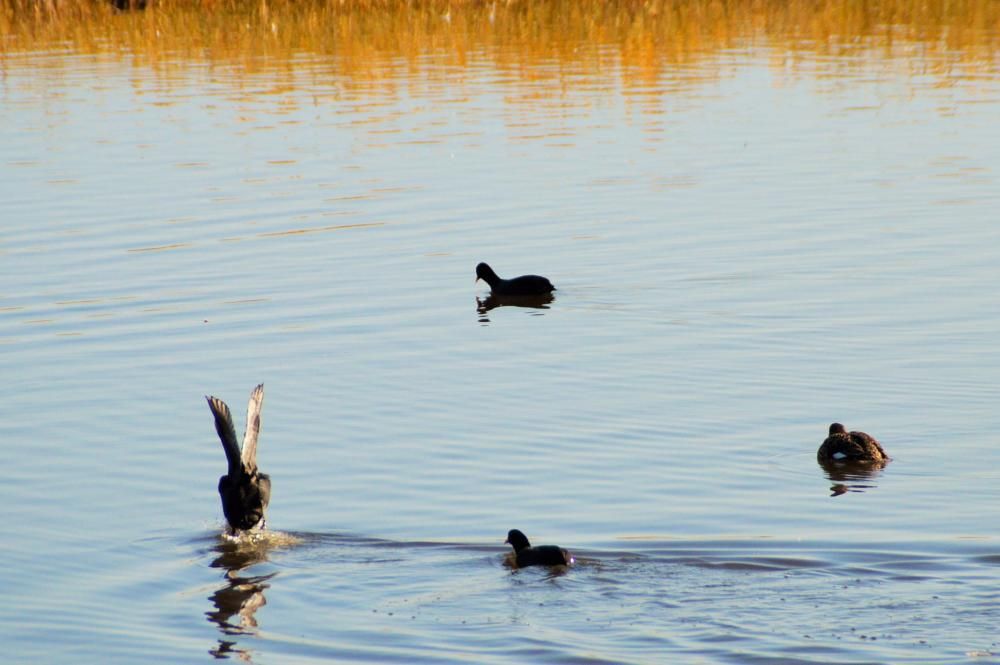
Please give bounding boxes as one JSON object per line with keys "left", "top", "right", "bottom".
{"left": 110, "top": 0, "right": 147, "bottom": 10}
{"left": 817, "top": 422, "right": 889, "bottom": 464}
{"left": 476, "top": 262, "right": 555, "bottom": 297}
{"left": 206, "top": 384, "right": 271, "bottom": 534}
{"left": 505, "top": 529, "right": 571, "bottom": 568}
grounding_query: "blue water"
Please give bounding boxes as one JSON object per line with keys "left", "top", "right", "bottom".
{"left": 2, "top": 31, "right": 1000, "bottom": 664}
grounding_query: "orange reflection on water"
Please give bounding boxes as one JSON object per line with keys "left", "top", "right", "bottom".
{"left": 3, "top": 0, "right": 998, "bottom": 86}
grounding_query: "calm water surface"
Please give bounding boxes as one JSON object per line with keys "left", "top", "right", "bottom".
{"left": 3, "top": 11, "right": 1000, "bottom": 664}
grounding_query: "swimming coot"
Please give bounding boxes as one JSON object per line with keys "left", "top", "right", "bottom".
{"left": 206, "top": 384, "right": 271, "bottom": 534}
{"left": 505, "top": 529, "right": 572, "bottom": 568}
{"left": 817, "top": 422, "right": 889, "bottom": 464}
{"left": 476, "top": 262, "right": 555, "bottom": 297}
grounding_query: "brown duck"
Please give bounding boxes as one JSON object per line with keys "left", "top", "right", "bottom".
{"left": 206, "top": 384, "right": 271, "bottom": 534}
{"left": 817, "top": 423, "right": 889, "bottom": 464}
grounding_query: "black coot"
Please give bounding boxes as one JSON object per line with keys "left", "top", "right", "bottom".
{"left": 206, "top": 384, "right": 271, "bottom": 534}
{"left": 505, "top": 529, "right": 572, "bottom": 568}
{"left": 476, "top": 262, "right": 555, "bottom": 297}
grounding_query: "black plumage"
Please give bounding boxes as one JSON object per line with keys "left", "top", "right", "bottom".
{"left": 206, "top": 384, "right": 271, "bottom": 534}
{"left": 505, "top": 529, "right": 571, "bottom": 568}
{"left": 476, "top": 262, "right": 555, "bottom": 297}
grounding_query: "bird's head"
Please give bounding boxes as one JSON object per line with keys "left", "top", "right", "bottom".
{"left": 505, "top": 529, "right": 531, "bottom": 551}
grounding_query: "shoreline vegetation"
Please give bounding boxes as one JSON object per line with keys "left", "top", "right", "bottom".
{"left": 2, "top": 0, "right": 998, "bottom": 80}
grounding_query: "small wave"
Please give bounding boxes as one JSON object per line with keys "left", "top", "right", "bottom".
{"left": 220, "top": 529, "right": 303, "bottom": 548}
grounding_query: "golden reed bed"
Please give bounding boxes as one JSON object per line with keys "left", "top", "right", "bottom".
{"left": 3, "top": 0, "right": 999, "bottom": 81}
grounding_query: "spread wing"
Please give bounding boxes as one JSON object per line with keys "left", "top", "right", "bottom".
{"left": 206, "top": 395, "right": 242, "bottom": 478}
{"left": 240, "top": 384, "right": 264, "bottom": 473}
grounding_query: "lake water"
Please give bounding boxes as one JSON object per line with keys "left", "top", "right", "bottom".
{"left": 3, "top": 3, "right": 1000, "bottom": 662}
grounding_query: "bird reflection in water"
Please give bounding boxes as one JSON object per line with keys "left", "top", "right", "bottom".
{"left": 206, "top": 539, "right": 278, "bottom": 661}
{"left": 819, "top": 458, "right": 888, "bottom": 497}
{"left": 476, "top": 293, "right": 554, "bottom": 323}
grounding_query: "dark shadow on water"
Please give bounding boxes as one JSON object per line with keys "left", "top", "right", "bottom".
{"left": 818, "top": 458, "right": 887, "bottom": 497}
{"left": 477, "top": 293, "right": 554, "bottom": 323}
{"left": 206, "top": 536, "right": 284, "bottom": 660}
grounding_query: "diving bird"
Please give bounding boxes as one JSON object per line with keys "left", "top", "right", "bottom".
{"left": 206, "top": 384, "right": 271, "bottom": 534}
{"left": 505, "top": 529, "right": 572, "bottom": 568}
{"left": 817, "top": 422, "right": 889, "bottom": 464}
{"left": 476, "top": 262, "right": 555, "bottom": 297}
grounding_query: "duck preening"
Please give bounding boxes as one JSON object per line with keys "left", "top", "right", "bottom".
{"left": 505, "top": 529, "right": 572, "bottom": 568}
{"left": 206, "top": 384, "right": 271, "bottom": 534}
{"left": 476, "top": 262, "right": 555, "bottom": 297}
{"left": 817, "top": 422, "right": 889, "bottom": 464}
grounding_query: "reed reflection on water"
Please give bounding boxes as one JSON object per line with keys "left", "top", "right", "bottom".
{"left": 3, "top": 0, "right": 1000, "bottom": 86}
